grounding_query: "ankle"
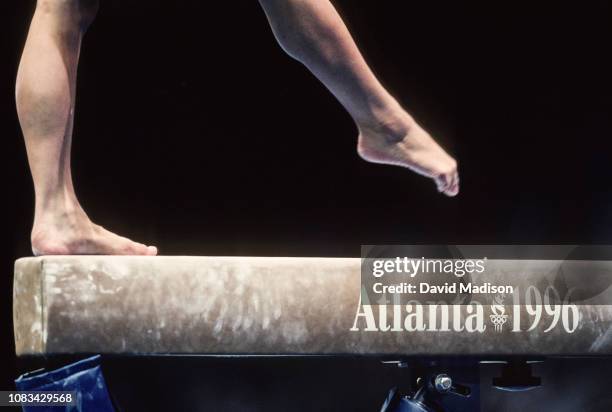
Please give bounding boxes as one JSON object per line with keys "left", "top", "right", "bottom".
{"left": 356, "top": 101, "right": 416, "bottom": 144}
{"left": 34, "top": 189, "right": 86, "bottom": 224}
{"left": 31, "top": 205, "right": 93, "bottom": 254}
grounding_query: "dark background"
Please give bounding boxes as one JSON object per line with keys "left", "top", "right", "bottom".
{"left": 1, "top": 0, "right": 611, "bottom": 405}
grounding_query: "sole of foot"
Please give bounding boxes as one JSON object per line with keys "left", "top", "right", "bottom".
{"left": 357, "top": 113, "right": 459, "bottom": 197}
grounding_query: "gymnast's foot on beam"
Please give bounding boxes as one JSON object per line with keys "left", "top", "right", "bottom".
{"left": 31, "top": 200, "right": 157, "bottom": 256}
{"left": 18, "top": 0, "right": 155, "bottom": 256}
{"left": 356, "top": 105, "right": 459, "bottom": 196}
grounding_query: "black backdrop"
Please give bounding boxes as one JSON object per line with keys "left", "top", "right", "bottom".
{"left": 1, "top": 0, "right": 611, "bottom": 390}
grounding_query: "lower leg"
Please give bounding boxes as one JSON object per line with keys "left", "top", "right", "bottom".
{"left": 17, "top": 0, "right": 157, "bottom": 255}
{"left": 258, "top": 0, "right": 459, "bottom": 196}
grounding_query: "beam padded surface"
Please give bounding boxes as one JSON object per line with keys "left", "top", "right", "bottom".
{"left": 13, "top": 256, "right": 612, "bottom": 356}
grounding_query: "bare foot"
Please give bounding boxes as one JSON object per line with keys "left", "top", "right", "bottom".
{"left": 31, "top": 207, "right": 157, "bottom": 256}
{"left": 356, "top": 108, "right": 459, "bottom": 196}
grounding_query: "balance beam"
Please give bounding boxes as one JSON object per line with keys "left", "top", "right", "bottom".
{"left": 13, "top": 256, "right": 612, "bottom": 356}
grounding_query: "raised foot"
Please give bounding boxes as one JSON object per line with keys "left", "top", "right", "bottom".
{"left": 32, "top": 215, "right": 157, "bottom": 256}
{"left": 357, "top": 113, "right": 459, "bottom": 196}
